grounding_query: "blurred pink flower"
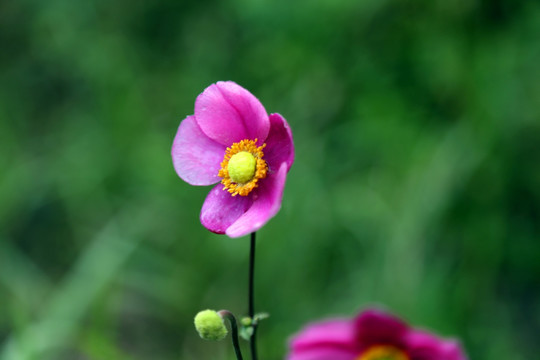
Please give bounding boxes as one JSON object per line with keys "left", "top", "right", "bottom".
{"left": 172, "top": 81, "right": 294, "bottom": 238}
{"left": 287, "top": 309, "right": 467, "bottom": 360}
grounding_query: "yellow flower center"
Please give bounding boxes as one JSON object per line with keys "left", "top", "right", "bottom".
{"left": 228, "top": 152, "right": 257, "bottom": 184}
{"left": 356, "top": 345, "right": 410, "bottom": 360}
{"left": 218, "top": 139, "right": 268, "bottom": 196}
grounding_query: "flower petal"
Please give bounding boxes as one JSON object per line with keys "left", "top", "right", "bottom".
{"left": 287, "top": 347, "right": 357, "bottom": 360}
{"left": 172, "top": 116, "right": 226, "bottom": 186}
{"left": 225, "top": 162, "right": 288, "bottom": 237}
{"left": 289, "top": 319, "right": 358, "bottom": 355}
{"left": 264, "top": 113, "right": 295, "bottom": 171}
{"left": 406, "top": 330, "right": 468, "bottom": 360}
{"left": 200, "top": 184, "right": 253, "bottom": 234}
{"left": 354, "top": 309, "right": 409, "bottom": 351}
{"left": 194, "top": 81, "right": 270, "bottom": 146}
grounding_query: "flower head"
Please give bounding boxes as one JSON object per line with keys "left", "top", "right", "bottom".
{"left": 287, "top": 308, "right": 467, "bottom": 360}
{"left": 172, "top": 81, "right": 294, "bottom": 238}
{"left": 194, "top": 310, "right": 228, "bottom": 341}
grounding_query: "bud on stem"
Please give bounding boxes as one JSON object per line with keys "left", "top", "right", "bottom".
{"left": 194, "top": 310, "right": 228, "bottom": 341}
{"left": 193, "top": 309, "right": 243, "bottom": 360}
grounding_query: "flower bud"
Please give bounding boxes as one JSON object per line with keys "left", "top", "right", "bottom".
{"left": 194, "top": 310, "right": 228, "bottom": 341}
{"left": 241, "top": 316, "right": 252, "bottom": 326}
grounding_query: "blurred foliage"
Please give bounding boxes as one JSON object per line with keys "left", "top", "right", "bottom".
{"left": 1, "top": 0, "right": 540, "bottom": 359}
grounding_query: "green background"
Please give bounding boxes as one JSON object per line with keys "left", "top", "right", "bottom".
{"left": 1, "top": 0, "right": 539, "bottom": 359}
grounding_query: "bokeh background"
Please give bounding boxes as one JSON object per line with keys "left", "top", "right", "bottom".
{"left": 1, "top": 0, "right": 540, "bottom": 359}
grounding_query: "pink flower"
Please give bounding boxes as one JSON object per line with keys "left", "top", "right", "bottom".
{"left": 287, "top": 309, "right": 467, "bottom": 360}
{"left": 172, "top": 81, "right": 294, "bottom": 238}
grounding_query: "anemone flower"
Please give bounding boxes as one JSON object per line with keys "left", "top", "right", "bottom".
{"left": 172, "top": 81, "right": 294, "bottom": 238}
{"left": 287, "top": 308, "right": 467, "bottom": 360}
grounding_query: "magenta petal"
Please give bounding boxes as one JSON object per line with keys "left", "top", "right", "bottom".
{"left": 354, "top": 309, "right": 409, "bottom": 351}
{"left": 289, "top": 319, "right": 357, "bottom": 353}
{"left": 287, "top": 319, "right": 358, "bottom": 360}
{"left": 406, "top": 331, "right": 468, "bottom": 360}
{"left": 194, "top": 81, "right": 270, "bottom": 146}
{"left": 225, "top": 162, "right": 288, "bottom": 238}
{"left": 200, "top": 184, "right": 253, "bottom": 234}
{"left": 172, "top": 116, "right": 226, "bottom": 186}
{"left": 264, "top": 113, "right": 295, "bottom": 171}
{"left": 287, "top": 347, "right": 357, "bottom": 360}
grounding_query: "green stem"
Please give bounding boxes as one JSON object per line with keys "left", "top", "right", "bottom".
{"left": 218, "top": 310, "right": 243, "bottom": 360}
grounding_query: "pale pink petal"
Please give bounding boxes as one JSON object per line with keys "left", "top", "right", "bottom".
{"left": 354, "top": 309, "right": 409, "bottom": 351}
{"left": 194, "top": 81, "right": 270, "bottom": 146}
{"left": 172, "top": 116, "right": 226, "bottom": 186}
{"left": 406, "top": 330, "right": 468, "bottom": 360}
{"left": 264, "top": 113, "right": 295, "bottom": 171}
{"left": 225, "top": 162, "right": 287, "bottom": 238}
{"left": 200, "top": 184, "right": 253, "bottom": 234}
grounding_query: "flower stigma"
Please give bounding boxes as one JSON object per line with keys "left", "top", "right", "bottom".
{"left": 218, "top": 139, "right": 267, "bottom": 196}
{"left": 356, "top": 345, "right": 410, "bottom": 360}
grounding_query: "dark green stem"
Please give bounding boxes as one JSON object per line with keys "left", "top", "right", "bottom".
{"left": 249, "top": 232, "right": 258, "bottom": 360}
{"left": 218, "top": 310, "right": 243, "bottom": 360}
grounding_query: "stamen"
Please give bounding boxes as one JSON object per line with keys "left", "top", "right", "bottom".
{"left": 356, "top": 345, "right": 410, "bottom": 360}
{"left": 218, "top": 139, "right": 268, "bottom": 196}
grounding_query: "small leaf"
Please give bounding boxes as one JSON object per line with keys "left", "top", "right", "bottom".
{"left": 253, "top": 312, "right": 270, "bottom": 323}
{"left": 239, "top": 326, "right": 254, "bottom": 341}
